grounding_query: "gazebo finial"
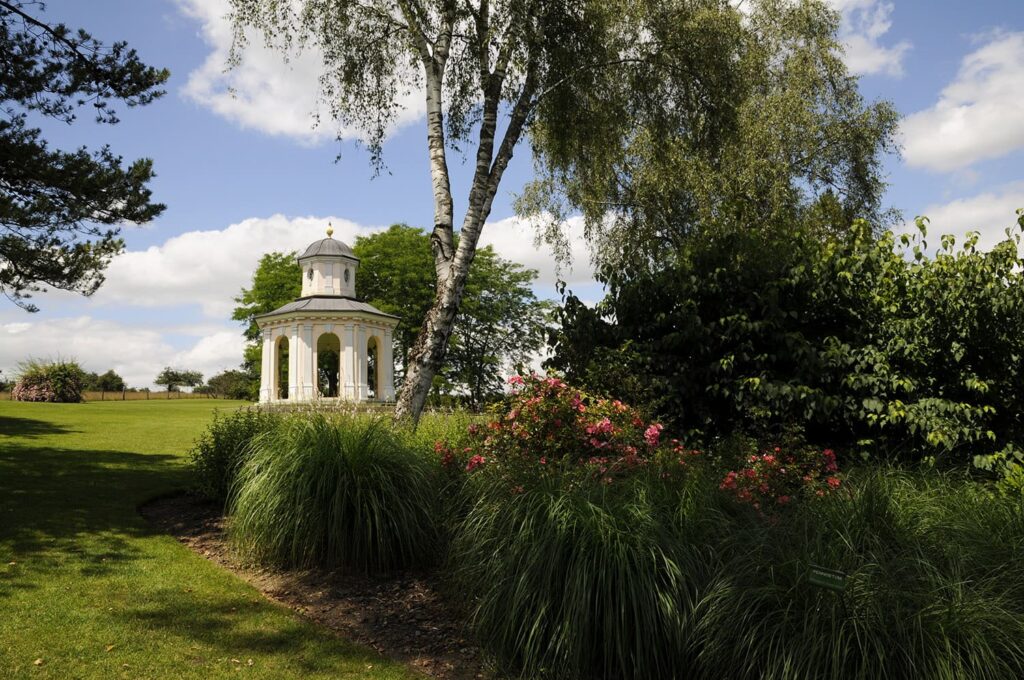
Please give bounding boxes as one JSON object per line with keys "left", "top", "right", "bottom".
{"left": 326, "top": 222, "right": 334, "bottom": 238}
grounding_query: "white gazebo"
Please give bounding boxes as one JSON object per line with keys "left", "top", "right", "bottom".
{"left": 255, "top": 226, "right": 399, "bottom": 403}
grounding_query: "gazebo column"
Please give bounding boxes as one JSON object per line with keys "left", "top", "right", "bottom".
{"left": 259, "top": 329, "right": 273, "bottom": 403}
{"left": 302, "top": 323, "right": 315, "bottom": 400}
{"left": 343, "top": 323, "right": 356, "bottom": 400}
{"left": 356, "top": 326, "right": 369, "bottom": 401}
{"left": 288, "top": 323, "right": 299, "bottom": 401}
{"left": 382, "top": 328, "right": 395, "bottom": 400}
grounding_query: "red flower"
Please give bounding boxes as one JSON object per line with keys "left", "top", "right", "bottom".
{"left": 827, "top": 476, "right": 841, "bottom": 490}
{"left": 466, "top": 454, "right": 487, "bottom": 472}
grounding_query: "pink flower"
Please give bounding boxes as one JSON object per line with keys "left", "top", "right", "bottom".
{"left": 465, "top": 454, "right": 486, "bottom": 472}
{"left": 507, "top": 375, "right": 525, "bottom": 386}
{"left": 777, "top": 495, "right": 791, "bottom": 505}
{"left": 586, "top": 417, "right": 614, "bottom": 436}
{"left": 827, "top": 476, "right": 841, "bottom": 490}
{"left": 539, "top": 457, "right": 547, "bottom": 465}
{"left": 643, "top": 423, "right": 663, "bottom": 446}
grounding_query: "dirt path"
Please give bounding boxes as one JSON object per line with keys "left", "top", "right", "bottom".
{"left": 140, "top": 493, "right": 489, "bottom": 680}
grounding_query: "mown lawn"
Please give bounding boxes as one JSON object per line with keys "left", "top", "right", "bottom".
{"left": 0, "top": 400, "right": 417, "bottom": 679}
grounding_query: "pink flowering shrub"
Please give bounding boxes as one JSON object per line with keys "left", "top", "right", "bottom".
{"left": 720, "top": 446, "right": 841, "bottom": 512}
{"left": 435, "top": 374, "right": 692, "bottom": 489}
{"left": 11, "top": 359, "right": 85, "bottom": 403}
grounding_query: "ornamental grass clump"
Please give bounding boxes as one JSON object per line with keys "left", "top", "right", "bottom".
{"left": 446, "top": 375, "right": 716, "bottom": 678}
{"left": 229, "top": 413, "right": 439, "bottom": 572}
{"left": 695, "top": 467, "right": 1024, "bottom": 680}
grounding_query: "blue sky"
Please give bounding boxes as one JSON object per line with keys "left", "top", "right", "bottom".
{"left": 2, "top": 0, "right": 1022, "bottom": 388}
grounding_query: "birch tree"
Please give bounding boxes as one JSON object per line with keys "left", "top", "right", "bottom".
{"left": 226, "top": 0, "right": 773, "bottom": 422}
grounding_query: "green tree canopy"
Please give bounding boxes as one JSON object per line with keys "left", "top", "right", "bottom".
{"left": 446, "top": 249, "right": 551, "bottom": 409}
{"left": 232, "top": 251, "right": 301, "bottom": 343}
{"left": 83, "top": 369, "right": 125, "bottom": 392}
{"left": 205, "top": 369, "right": 254, "bottom": 400}
{"left": 231, "top": 251, "right": 301, "bottom": 392}
{"left": 352, "top": 224, "right": 442, "bottom": 376}
{"left": 0, "top": 1, "right": 169, "bottom": 311}
{"left": 155, "top": 367, "right": 203, "bottom": 393}
{"left": 522, "top": 0, "right": 898, "bottom": 278}
{"left": 354, "top": 224, "right": 550, "bottom": 406}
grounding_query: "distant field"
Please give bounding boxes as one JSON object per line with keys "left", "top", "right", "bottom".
{"left": 0, "top": 391, "right": 239, "bottom": 402}
{"left": 0, "top": 400, "right": 416, "bottom": 679}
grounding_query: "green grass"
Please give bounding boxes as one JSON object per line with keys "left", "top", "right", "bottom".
{"left": 0, "top": 400, "right": 418, "bottom": 679}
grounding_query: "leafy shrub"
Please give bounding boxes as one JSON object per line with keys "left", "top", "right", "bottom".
{"left": 229, "top": 413, "right": 439, "bottom": 572}
{"left": 550, "top": 213, "right": 1024, "bottom": 466}
{"left": 12, "top": 358, "right": 85, "bottom": 402}
{"left": 974, "top": 444, "right": 1024, "bottom": 497}
{"left": 189, "top": 407, "right": 280, "bottom": 501}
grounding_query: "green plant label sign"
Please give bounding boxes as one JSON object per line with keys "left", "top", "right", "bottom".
{"left": 808, "top": 565, "right": 847, "bottom": 592}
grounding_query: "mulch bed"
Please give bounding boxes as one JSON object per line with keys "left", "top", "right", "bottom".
{"left": 139, "top": 492, "right": 490, "bottom": 679}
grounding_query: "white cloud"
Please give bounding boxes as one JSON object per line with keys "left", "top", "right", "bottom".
{"left": 906, "top": 181, "right": 1024, "bottom": 252}
{"left": 902, "top": 32, "right": 1024, "bottom": 172}
{"left": 479, "top": 215, "right": 597, "bottom": 294}
{"left": 0, "top": 316, "right": 246, "bottom": 389}
{"left": 828, "top": 0, "right": 910, "bottom": 77}
{"left": 178, "top": 0, "right": 425, "bottom": 144}
{"left": 93, "top": 214, "right": 385, "bottom": 318}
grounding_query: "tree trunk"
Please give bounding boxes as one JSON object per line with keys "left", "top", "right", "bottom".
{"left": 394, "top": 25, "right": 537, "bottom": 424}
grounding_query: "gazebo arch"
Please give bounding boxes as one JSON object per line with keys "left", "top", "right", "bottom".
{"left": 315, "top": 331, "right": 342, "bottom": 398}
{"left": 366, "top": 335, "right": 381, "bottom": 400}
{"left": 274, "top": 334, "right": 289, "bottom": 400}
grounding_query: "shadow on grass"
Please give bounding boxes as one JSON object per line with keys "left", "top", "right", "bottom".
{"left": 0, "top": 443, "right": 188, "bottom": 598}
{"left": 119, "top": 590, "right": 385, "bottom": 673}
{"left": 0, "top": 414, "right": 77, "bottom": 438}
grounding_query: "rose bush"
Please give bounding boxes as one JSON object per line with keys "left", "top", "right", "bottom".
{"left": 720, "top": 446, "right": 841, "bottom": 512}
{"left": 436, "top": 374, "right": 695, "bottom": 491}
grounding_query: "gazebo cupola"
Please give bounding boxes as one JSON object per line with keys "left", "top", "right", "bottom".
{"left": 298, "top": 224, "right": 360, "bottom": 297}
{"left": 254, "top": 224, "right": 399, "bottom": 404}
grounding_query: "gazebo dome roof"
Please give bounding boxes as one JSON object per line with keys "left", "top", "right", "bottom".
{"left": 298, "top": 236, "right": 358, "bottom": 262}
